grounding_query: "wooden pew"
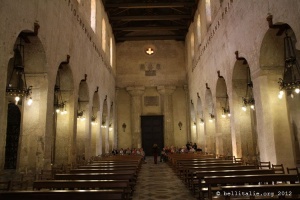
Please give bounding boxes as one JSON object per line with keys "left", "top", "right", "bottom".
{"left": 221, "top": 184, "right": 300, "bottom": 199}
{"left": 182, "top": 164, "right": 252, "bottom": 185}
{"left": 33, "top": 180, "right": 130, "bottom": 199}
{"left": 55, "top": 173, "right": 135, "bottom": 182}
{"left": 33, "top": 180, "right": 129, "bottom": 190}
{"left": 204, "top": 174, "right": 299, "bottom": 200}
{"left": 70, "top": 169, "right": 136, "bottom": 175}
{"left": 0, "top": 181, "right": 11, "bottom": 191}
{"left": 0, "top": 189, "right": 124, "bottom": 200}
{"left": 195, "top": 169, "right": 274, "bottom": 198}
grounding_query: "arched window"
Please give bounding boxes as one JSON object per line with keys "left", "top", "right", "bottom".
{"left": 190, "top": 32, "right": 195, "bottom": 59}
{"left": 102, "top": 19, "right": 106, "bottom": 52}
{"left": 205, "top": 0, "right": 212, "bottom": 27}
{"left": 197, "top": 14, "right": 201, "bottom": 44}
{"left": 110, "top": 37, "right": 113, "bottom": 67}
{"left": 91, "top": 0, "right": 96, "bottom": 32}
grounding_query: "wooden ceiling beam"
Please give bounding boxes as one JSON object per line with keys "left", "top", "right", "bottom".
{"left": 116, "top": 35, "right": 185, "bottom": 41}
{"left": 110, "top": 15, "right": 192, "bottom": 21}
{"left": 113, "top": 26, "right": 187, "bottom": 31}
{"left": 104, "top": 2, "right": 196, "bottom": 9}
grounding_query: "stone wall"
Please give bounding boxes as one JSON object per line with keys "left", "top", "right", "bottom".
{"left": 187, "top": 0, "right": 300, "bottom": 167}
{"left": 0, "top": 0, "right": 115, "bottom": 171}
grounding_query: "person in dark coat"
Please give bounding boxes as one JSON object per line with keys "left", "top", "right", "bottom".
{"left": 153, "top": 144, "right": 159, "bottom": 164}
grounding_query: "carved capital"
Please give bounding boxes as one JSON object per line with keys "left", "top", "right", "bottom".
{"left": 126, "top": 86, "right": 145, "bottom": 96}
{"left": 157, "top": 85, "right": 176, "bottom": 95}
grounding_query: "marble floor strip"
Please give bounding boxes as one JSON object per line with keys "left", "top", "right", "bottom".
{"left": 132, "top": 157, "right": 197, "bottom": 200}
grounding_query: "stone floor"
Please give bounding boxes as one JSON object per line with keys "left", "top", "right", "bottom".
{"left": 132, "top": 157, "right": 197, "bottom": 200}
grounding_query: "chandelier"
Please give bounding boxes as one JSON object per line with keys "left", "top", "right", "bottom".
{"left": 77, "top": 98, "right": 85, "bottom": 121}
{"left": 278, "top": 30, "right": 300, "bottom": 99}
{"left": 91, "top": 107, "right": 98, "bottom": 125}
{"left": 221, "top": 95, "right": 230, "bottom": 118}
{"left": 6, "top": 37, "right": 33, "bottom": 105}
{"left": 209, "top": 113, "right": 215, "bottom": 123}
{"left": 241, "top": 67, "right": 255, "bottom": 111}
{"left": 54, "top": 70, "right": 67, "bottom": 115}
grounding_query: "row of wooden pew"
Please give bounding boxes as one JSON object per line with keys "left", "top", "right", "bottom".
{"left": 0, "top": 155, "right": 143, "bottom": 200}
{"left": 167, "top": 153, "right": 300, "bottom": 199}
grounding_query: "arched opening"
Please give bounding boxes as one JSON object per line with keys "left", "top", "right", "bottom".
{"left": 190, "top": 32, "right": 195, "bottom": 59}
{"left": 76, "top": 80, "right": 89, "bottom": 163}
{"left": 102, "top": 19, "right": 107, "bottom": 52}
{"left": 204, "top": 88, "right": 215, "bottom": 154}
{"left": 110, "top": 37, "right": 113, "bottom": 67}
{"left": 91, "top": 0, "right": 96, "bottom": 32}
{"left": 4, "top": 103, "right": 21, "bottom": 169}
{"left": 232, "top": 59, "right": 258, "bottom": 163}
{"left": 52, "top": 63, "right": 74, "bottom": 166}
{"left": 258, "top": 24, "right": 297, "bottom": 166}
{"left": 197, "top": 14, "right": 201, "bottom": 46}
{"left": 216, "top": 77, "right": 232, "bottom": 157}
{"left": 205, "top": 0, "right": 212, "bottom": 28}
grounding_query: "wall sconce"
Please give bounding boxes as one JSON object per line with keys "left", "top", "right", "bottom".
{"left": 91, "top": 107, "right": 98, "bottom": 125}
{"left": 91, "top": 116, "right": 97, "bottom": 126}
{"left": 178, "top": 121, "right": 183, "bottom": 130}
{"left": 241, "top": 67, "right": 255, "bottom": 111}
{"left": 209, "top": 114, "right": 215, "bottom": 123}
{"left": 77, "top": 98, "right": 86, "bottom": 121}
{"left": 109, "top": 123, "right": 113, "bottom": 131}
{"left": 101, "top": 120, "right": 106, "bottom": 128}
{"left": 122, "top": 123, "right": 126, "bottom": 132}
{"left": 200, "top": 118, "right": 204, "bottom": 125}
{"left": 221, "top": 95, "right": 230, "bottom": 118}
{"left": 193, "top": 122, "right": 196, "bottom": 127}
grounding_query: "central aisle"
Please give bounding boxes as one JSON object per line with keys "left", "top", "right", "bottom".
{"left": 132, "top": 157, "right": 197, "bottom": 200}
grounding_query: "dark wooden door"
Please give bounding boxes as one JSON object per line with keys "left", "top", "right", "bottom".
{"left": 5, "top": 103, "right": 21, "bottom": 169}
{"left": 141, "top": 116, "right": 164, "bottom": 156}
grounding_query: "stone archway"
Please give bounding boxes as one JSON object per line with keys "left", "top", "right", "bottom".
{"left": 3, "top": 30, "right": 48, "bottom": 172}
{"left": 204, "top": 87, "right": 215, "bottom": 154}
{"left": 232, "top": 59, "right": 258, "bottom": 163}
{"left": 190, "top": 98, "right": 197, "bottom": 144}
{"left": 257, "top": 24, "right": 297, "bottom": 166}
{"left": 101, "top": 97, "right": 108, "bottom": 154}
{"left": 91, "top": 90, "right": 100, "bottom": 157}
{"left": 76, "top": 80, "right": 89, "bottom": 162}
{"left": 52, "top": 62, "right": 74, "bottom": 166}
{"left": 108, "top": 102, "right": 114, "bottom": 151}
{"left": 196, "top": 95, "right": 205, "bottom": 150}
{"left": 216, "top": 77, "right": 232, "bottom": 157}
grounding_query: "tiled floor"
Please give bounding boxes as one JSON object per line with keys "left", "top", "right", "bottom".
{"left": 132, "top": 157, "right": 197, "bottom": 200}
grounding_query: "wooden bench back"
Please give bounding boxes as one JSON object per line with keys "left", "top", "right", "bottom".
{"left": 0, "top": 190, "right": 124, "bottom": 200}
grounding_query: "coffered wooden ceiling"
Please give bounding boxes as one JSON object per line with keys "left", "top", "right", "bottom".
{"left": 102, "top": 0, "right": 199, "bottom": 42}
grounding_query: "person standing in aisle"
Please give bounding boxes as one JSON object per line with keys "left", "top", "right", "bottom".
{"left": 153, "top": 144, "right": 159, "bottom": 164}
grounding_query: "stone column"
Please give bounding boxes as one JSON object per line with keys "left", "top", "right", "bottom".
{"left": 157, "top": 86, "right": 176, "bottom": 147}
{"left": 126, "top": 86, "right": 145, "bottom": 148}
{"left": 184, "top": 85, "right": 191, "bottom": 142}
{"left": 95, "top": 110, "right": 102, "bottom": 156}
{"left": 253, "top": 73, "right": 295, "bottom": 167}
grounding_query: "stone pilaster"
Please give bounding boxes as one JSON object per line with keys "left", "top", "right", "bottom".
{"left": 183, "top": 85, "right": 191, "bottom": 142}
{"left": 126, "top": 86, "right": 145, "bottom": 148}
{"left": 157, "top": 86, "right": 176, "bottom": 146}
